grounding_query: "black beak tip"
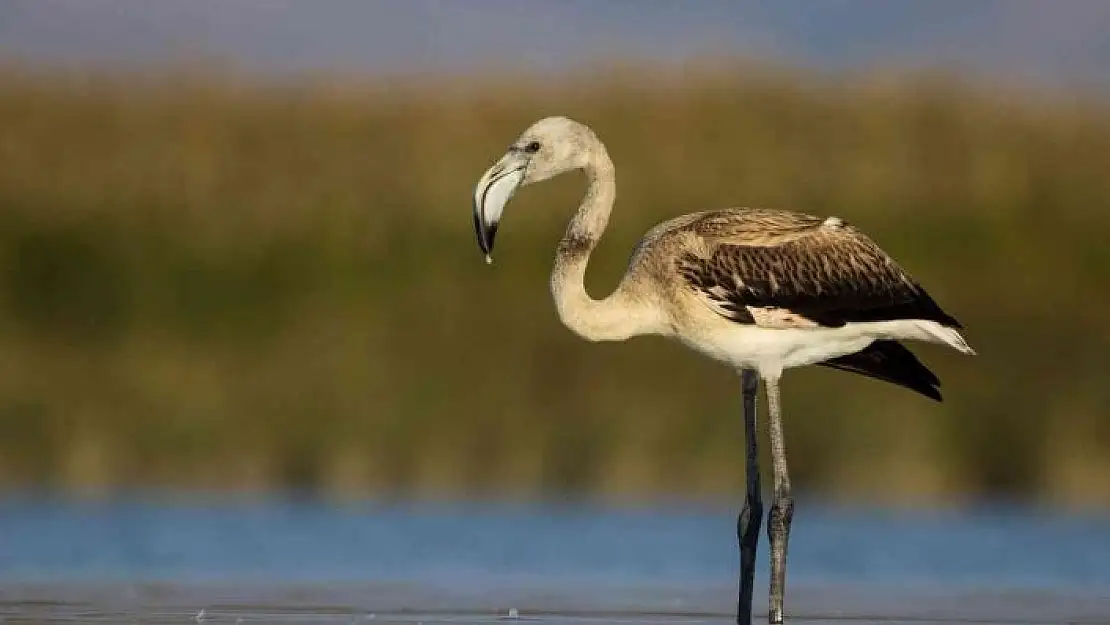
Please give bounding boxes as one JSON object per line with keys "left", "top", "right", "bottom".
{"left": 473, "top": 210, "right": 497, "bottom": 257}
{"left": 481, "top": 222, "right": 498, "bottom": 256}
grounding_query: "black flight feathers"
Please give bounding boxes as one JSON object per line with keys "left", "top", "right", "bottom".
{"left": 820, "top": 339, "right": 942, "bottom": 401}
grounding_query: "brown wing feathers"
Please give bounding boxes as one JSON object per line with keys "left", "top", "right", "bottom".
{"left": 678, "top": 227, "right": 962, "bottom": 329}
{"left": 675, "top": 212, "right": 960, "bottom": 400}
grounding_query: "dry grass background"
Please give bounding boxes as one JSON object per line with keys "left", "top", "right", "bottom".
{"left": 0, "top": 64, "right": 1107, "bottom": 505}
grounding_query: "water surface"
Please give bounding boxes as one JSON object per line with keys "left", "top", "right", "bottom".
{"left": 1, "top": 497, "right": 1108, "bottom": 624}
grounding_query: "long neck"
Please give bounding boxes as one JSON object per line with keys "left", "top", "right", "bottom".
{"left": 550, "top": 144, "right": 657, "bottom": 342}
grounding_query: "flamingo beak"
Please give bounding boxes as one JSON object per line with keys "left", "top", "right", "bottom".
{"left": 473, "top": 151, "right": 527, "bottom": 264}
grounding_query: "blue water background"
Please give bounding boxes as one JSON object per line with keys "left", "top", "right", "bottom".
{"left": 1, "top": 495, "right": 1107, "bottom": 595}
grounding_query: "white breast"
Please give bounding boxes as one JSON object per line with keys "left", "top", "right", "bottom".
{"left": 677, "top": 321, "right": 882, "bottom": 377}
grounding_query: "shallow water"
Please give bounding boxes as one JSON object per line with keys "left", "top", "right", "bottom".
{"left": 1, "top": 498, "right": 1108, "bottom": 624}
{"left": 4, "top": 581, "right": 1110, "bottom": 625}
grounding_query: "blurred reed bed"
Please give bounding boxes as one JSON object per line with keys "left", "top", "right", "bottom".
{"left": 0, "top": 64, "right": 1107, "bottom": 505}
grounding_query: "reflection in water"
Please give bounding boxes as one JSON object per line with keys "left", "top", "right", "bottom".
{"left": 0, "top": 498, "right": 1108, "bottom": 623}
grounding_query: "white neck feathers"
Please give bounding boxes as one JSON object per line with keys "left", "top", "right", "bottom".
{"left": 549, "top": 141, "right": 658, "bottom": 342}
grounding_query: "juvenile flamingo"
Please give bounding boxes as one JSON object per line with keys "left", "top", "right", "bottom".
{"left": 472, "top": 116, "right": 975, "bottom": 624}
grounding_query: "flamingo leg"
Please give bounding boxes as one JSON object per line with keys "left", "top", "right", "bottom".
{"left": 736, "top": 368, "right": 762, "bottom": 625}
{"left": 765, "top": 376, "right": 794, "bottom": 624}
